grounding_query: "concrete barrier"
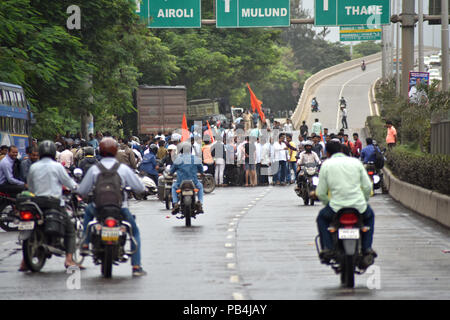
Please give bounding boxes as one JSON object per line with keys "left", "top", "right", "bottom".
{"left": 291, "top": 52, "right": 382, "bottom": 129}
{"left": 382, "top": 167, "right": 450, "bottom": 228}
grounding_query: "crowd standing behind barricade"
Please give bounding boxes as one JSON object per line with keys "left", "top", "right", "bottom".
{"left": 0, "top": 111, "right": 385, "bottom": 188}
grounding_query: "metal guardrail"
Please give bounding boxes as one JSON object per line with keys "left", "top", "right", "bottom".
{"left": 431, "top": 110, "right": 450, "bottom": 155}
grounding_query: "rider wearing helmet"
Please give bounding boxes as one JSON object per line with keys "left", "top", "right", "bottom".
{"left": 170, "top": 142, "right": 204, "bottom": 215}
{"left": 19, "top": 140, "right": 80, "bottom": 271}
{"left": 295, "top": 140, "right": 321, "bottom": 191}
{"left": 78, "top": 137, "right": 147, "bottom": 277}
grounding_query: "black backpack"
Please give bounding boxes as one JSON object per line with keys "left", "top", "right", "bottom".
{"left": 374, "top": 147, "right": 385, "bottom": 169}
{"left": 93, "top": 162, "right": 123, "bottom": 209}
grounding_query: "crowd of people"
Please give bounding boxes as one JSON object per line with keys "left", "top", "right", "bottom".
{"left": 0, "top": 112, "right": 394, "bottom": 197}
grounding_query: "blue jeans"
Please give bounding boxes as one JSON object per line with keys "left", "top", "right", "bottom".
{"left": 273, "top": 160, "right": 287, "bottom": 183}
{"left": 82, "top": 203, "right": 141, "bottom": 267}
{"left": 286, "top": 161, "right": 297, "bottom": 183}
{"left": 316, "top": 204, "right": 375, "bottom": 251}
{"left": 172, "top": 180, "right": 204, "bottom": 204}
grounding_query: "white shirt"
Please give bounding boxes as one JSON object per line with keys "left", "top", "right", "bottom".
{"left": 260, "top": 143, "right": 272, "bottom": 166}
{"left": 273, "top": 141, "right": 288, "bottom": 161}
{"left": 254, "top": 142, "right": 261, "bottom": 164}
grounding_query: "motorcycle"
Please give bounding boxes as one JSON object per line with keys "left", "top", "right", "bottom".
{"left": 201, "top": 172, "right": 216, "bottom": 194}
{"left": 295, "top": 163, "right": 319, "bottom": 206}
{"left": 315, "top": 208, "right": 374, "bottom": 288}
{"left": 0, "top": 192, "right": 19, "bottom": 232}
{"left": 176, "top": 180, "right": 200, "bottom": 227}
{"left": 134, "top": 170, "right": 158, "bottom": 200}
{"left": 158, "top": 166, "right": 174, "bottom": 210}
{"left": 361, "top": 63, "right": 366, "bottom": 71}
{"left": 311, "top": 103, "right": 319, "bottom": 112}
{"left": 365, "top": 162, "right": 387, "bottom": 194}
{"left": 17, "top": 195, "right": 84, "bottom": 271}
{"left": 82, "top": 201, "right": 138, "bottom": 278}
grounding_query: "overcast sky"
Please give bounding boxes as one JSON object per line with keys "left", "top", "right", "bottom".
{"left": 300, "top": 0, "right": 446, "bottom": 48}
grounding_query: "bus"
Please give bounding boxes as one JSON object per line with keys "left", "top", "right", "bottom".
{"left": 0, "top": 82, "right": 33, "bottom": 157}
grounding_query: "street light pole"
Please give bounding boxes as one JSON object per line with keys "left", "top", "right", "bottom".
{"left": 401, "top": 0, "right": 416, "bottom": 98}
{"left": 418, "top": 0, "right": 424, "bottom": 72}
{"left": 396, "top": 0, "right": 400, "bottom": 96}
{"left": 442, "top": 0, "right": 449, "bottom": 91}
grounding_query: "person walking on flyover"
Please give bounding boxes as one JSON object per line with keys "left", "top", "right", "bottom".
{"left": 341, "top": 106, "right": 348, "bottom": 130}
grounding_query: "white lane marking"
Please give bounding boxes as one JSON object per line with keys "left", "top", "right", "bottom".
{"left": 225, "top": 243, "right": 234, "bottom": 248}
{"left": 227, "top": 234, "right": 234, "bottom": 239}
{"left": 233, "top": 292, "right": 245, "bottom": 300}
{"left": 336, "top": 69, "right": 378, "bottom": 130}
{"left": 227, "top": 263, "right": 236, "bottom": 269}
{"left": 226, "top": 252, "right": 234, "bottom": 259}
{"left": 228, "top": 228, "right": 234, "bottom": 232}
{"left": 230, "top": 275, "right": 239, "bottom": 283}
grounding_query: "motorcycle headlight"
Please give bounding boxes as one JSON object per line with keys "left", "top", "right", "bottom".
{"left": 312, "top": 176, "right": 319, "bottom": 186}
{"left": 373, "top": 175, "right": 380, "bottom": 184}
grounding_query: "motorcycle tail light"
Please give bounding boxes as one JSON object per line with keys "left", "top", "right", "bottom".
{"left": 339, "top": 213, "right": 358, "bottom": 225}
{"left": 368, "top": 171, "right": 374, "bottom": 175}
{"left": 194, "top": 189, "right": 199, "bottom": 192}
{"left": 105, "top": 218, "right": 117, "bottom": 228}
{"left": 20, "top": 211, "right": 34, "bottom": 221}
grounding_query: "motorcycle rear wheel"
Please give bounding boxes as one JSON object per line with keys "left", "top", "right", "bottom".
{"left": 165, "top": 195, "right": 171, "bottom": 210}
{"left": 23, "top": 229, "right": 47, "bottom": 272}
{"left": 102, "top": 246, "right": 114, "bottom": 278}
{"left": 341, "top": 255, "right": 355, "bottom": 288}
{"left": 184, "top": 204, "right": 191, "bottom": 227}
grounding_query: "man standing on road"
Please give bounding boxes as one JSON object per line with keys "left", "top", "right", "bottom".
{"left": 341, "top": 106, "right": 348, "bottom": 130}
{"left": 352, "top": 133, "right": 363, "bottom": 158}
{"left": 385, "top": 120, "right": 397, "bottom": 150}
{"left": 300, "top": 121, "right": 308, "bottom": 140}
{"left": 312, "top": 119, "right": 322, "bottom": 137}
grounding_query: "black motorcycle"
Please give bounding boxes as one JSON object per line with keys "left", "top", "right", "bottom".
{"left": 82, "top": 204, "right": 137, "bottom": 278}
{"left": 315, "top": 208, "right": 374, "bottom": 288}
{"left": 17, "top": 195, "right": 84, "bottom": 271}
{"left": 295, "top": 163, "right": 319, "bottom": 206}
{"left": 365, "top": 162, "right": 387, "bottom": 194}
{"left": 158, "top": 167, "right": 174, "bottom": 210}
{"left": 0, "top": 192, "right": 19, "bottom": 231}
{"left": 361, "top": 63, "right": 366, "bottom": 71}
{"left": 176, "top": 180, "right": 200, "bottom": 227}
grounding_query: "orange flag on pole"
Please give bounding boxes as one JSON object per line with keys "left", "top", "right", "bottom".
{"left": 181, "top": 113, "right": 190, "bottom": 142}
{"left": 247, "top": 83, "right": 266, "bottom": 123}
{"left": 206, "top": 120, "right": 215, "bottom": 143}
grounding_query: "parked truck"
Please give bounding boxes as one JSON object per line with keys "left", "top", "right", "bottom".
{"left": 136, "top": 85, "right": 187, "bottom": 135}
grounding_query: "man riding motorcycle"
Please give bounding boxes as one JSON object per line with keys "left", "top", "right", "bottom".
{"left": 311, "top": 97, "right": 319, "bottom": 112}
{"left": 78, "top": 137, "right": 147, "bottom": 277}
{"left": 314, "top": 141, "right": 377, "bottom": 268}
{"left": 295, "top": 141, "right": 320, "bottom": 192}
{"left": 170, "top": 142, "right": 204, "bottom": 215}
{"left": 19, "top": 140, "right": 81, "bottom": 271}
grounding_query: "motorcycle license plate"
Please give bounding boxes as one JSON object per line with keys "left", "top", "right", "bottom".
{"left": 18, "top": 221, "right": 34, "bottom": 231}
{"left": 182, "top": 191, "right": 194, "bottom": 196}
{"left": 101, "top": 227, "right": 120, "bottom": 242}
{"left": 338, "top": 228, "right": 360, "bottom": 239}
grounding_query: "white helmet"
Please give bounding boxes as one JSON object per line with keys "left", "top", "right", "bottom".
{"left": 167, "top": 144, "right": 177, "bottom": 151}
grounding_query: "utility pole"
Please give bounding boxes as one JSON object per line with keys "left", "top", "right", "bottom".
{"left": 381, "top": 26, "right": 386, "bottom": 81}
{"left": 401, "top": 0, "right": 416, "bottom": 98}
{"left": 396, "top": 0, "right": 400, "bottom": 96}
{"left": 418, "top": 0, "right": 424, "bottom": 72}
{"left": 442, "top": 0, "right": 449, "bottom": 91}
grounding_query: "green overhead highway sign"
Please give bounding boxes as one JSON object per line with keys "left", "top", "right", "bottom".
{"left": 137, "top": 0, "right": 201, "bottom": 28}
{"left": 216, "top": 0, "right": 290, "bottom": 28}
{"left": 340, "top": 25, "right": 382, "bottom": 41}
{"left": 315, "top": 0, "right": 391, "bottom": 26}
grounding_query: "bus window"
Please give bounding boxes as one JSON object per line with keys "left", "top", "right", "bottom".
{"left": 12, "top": 92, "right": 19, "bottom": 108}
{"left": 0, "top": 90, "right": 4, "bottom": 105}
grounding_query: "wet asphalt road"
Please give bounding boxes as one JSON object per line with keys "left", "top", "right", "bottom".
{"left": 0, "top": 185, "right": 449, "bottom": 300}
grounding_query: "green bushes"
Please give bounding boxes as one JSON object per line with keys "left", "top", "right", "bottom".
{"left": 386, "top": 146, "right": 450, "bottom": 195}
{"left": 367, "top": 80, "right": 450, "bottom": 195}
